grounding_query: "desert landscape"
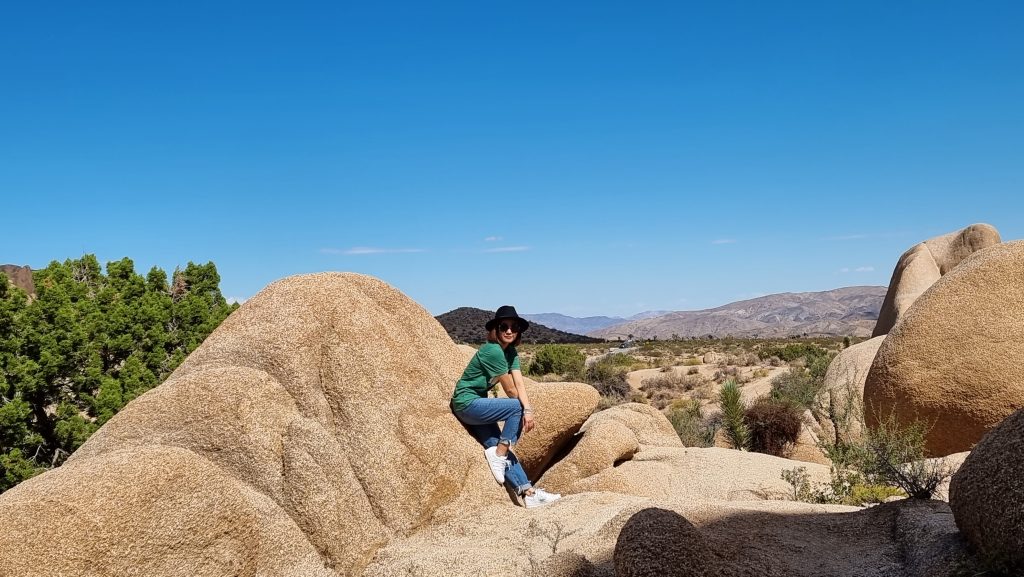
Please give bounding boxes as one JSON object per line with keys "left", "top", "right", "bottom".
{"left": 0, "top": 223, "right": 1021, "bottom": 576}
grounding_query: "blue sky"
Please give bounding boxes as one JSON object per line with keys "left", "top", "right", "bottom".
{"left": 2, "top": 1, "right": 1021, "bottom": 317}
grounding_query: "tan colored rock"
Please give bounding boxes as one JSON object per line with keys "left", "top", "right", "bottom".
{"left": 788, "top": 414, "right": 830, "bottom": 466}
{"left": 583, "top": 402, "right": 683, "bottom": 447}
{"left": 864, "top": 241, "right": 1024, "bottom": 456}
{"left": 703, "top": 352, "right": 724, "bottom": 364}
{"left": 950, "top": 409, "right": 1024, "bottom": 572}
{"left": 873, "top": 223, "right": 1000, "bottom": 337}
{"left": 0, "top": 446, "right": 333, "bottom": 577}
{"left": 508, "top": 380, "right": 600, "bottom": 479}
{"left": 816, "top": 336, "right": 884, "bottom": 445}
{"left": 537, "top": 418, "right": 640, "bottom": 494}
{"left": 0, "top": 273, "right": 504, "bottom": 577}
{"left": 614, "top": 508, "right": 725, "bottom": 577}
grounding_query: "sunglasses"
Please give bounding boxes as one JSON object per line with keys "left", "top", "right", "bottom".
{"left": 498, "top": 322, "right": 520, "bottom": 333}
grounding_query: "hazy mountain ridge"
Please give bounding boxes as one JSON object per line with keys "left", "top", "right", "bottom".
{"left": 521, "top": 310, "right": 672, "bottom": 334}
{"left": 590, "top": 286, "right": 887, "bottom": 339}
{"left": 435, "top": 307, "right": 602, "bottom": 344}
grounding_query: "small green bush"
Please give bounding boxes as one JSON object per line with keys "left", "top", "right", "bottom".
{"left": 667, "top": 399, "right": 716, "bottom": 447}
{"left": 527, "top": 344, "right": 585, "bottom": 380}
{"left": 586, "top": 355, "right": 631, "bottom": 399}
{"left": 745, "top": 397, "right": 803, "bottom": 457}
{"left": 769, "top": 366, "right": 821, "bottom": 411}
{"left": 719, "top": 380, "right": 750, "bottom": 450}
{"left": 682, "top": 357, "right": 702, "bottom": 366}
{"left": 860, "top": 412, "right": 952, "bottom": 499}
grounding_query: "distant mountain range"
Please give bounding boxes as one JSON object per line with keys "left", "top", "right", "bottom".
{"left": 588, "top": 286, "right": 887, "bottom": 339}
{"left": 435, "top": 307, "right": 602, "bottom": 344}
{"left": 519, "top": 311, "right": 670, "bottom": 335}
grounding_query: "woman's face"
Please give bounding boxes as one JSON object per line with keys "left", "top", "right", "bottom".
{"left": 496, "top": 319, "right": 520, "bottom": 346}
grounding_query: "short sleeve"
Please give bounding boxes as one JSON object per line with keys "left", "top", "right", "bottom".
{"left": 477, "top": 344, "right": 510, "bottom": 380}
{"left": 508, "top": 347, "right": 521, "bottom": 371}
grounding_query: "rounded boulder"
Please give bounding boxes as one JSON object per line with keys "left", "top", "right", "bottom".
{"left": 864, "top": 241, "right": 1024, "bottom": 455}
{"left": 949, "top": 408, "right": 1024, "bottom": 572}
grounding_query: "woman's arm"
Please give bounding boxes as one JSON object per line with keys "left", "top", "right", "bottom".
{"left": 495, "top": 371, "right": 536, "bottom": 433}
{"left": 510, "top": 369, "right": 535, "bottom": 433}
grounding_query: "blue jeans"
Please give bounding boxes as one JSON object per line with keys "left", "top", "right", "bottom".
{"left": 454, "top": 398, "right": 532, "bottom": 495}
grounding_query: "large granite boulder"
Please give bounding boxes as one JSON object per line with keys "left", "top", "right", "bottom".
{"left": 0, "top": 273, "right": 504, "bottom": 576}
{"left": 864, "top": 241, "right": 1024, "bottom": 456}
{"left": 614, "top": 508, "right": 726, "bottom": 577}
{"left": 496, "top": 380, "right": 600, "bottom": 480}
{"left": 949, "top": 408, "right": 1024, "bottom": 573}
{"left": 872, "top": 224, "right": 1000, "bottom": 337}
{"left": 815, "top": 336, "right": 884, "bottom": 445}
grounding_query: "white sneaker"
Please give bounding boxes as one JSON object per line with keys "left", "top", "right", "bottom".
{"left": 524, "top": 488, "right": 561, "bottom": 508}
{"left": 484, "top": 446, "right": 508, "bottom": 484}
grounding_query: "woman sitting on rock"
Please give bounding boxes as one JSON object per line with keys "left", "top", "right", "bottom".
{"left": 450, "top": 305, "right": 561, "bottom": 508}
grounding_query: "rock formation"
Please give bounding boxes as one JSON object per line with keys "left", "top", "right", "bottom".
{"left": 0, "top": 264, "right": 34, "bottom": 296}
{"left": 950, "top": 408, "right": 1024, "bottom": 573}
{"left": 815, "top": 336, "right": 884, "bottom": 445}
{"left": 872, "top": 223, "right": 1000, "bottom": 337}
{"left": 0, "top": 272, "right": 995, "bottom": 576}
{"left": 864, "top": 241, "right": 1024, "bottom": 456}
{"left": 614, "top": 508, "right": 725, "bottom": 577}
{"left": 0, "top": 273, "right": 507, "bottom": 576}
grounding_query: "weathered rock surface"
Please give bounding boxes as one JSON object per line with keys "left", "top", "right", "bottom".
{"left": 872, "top": 223, "right": 1000, "bottom": 337}
{"left": 614, "top": 508, "right": 725, "bottom": 577}
{"left": 499, "top": 380, "right": 600, "bottom": 480}
{"left": 864, "top": 240, "right": 1024, "bottom": 456}
{"left": 950, "top": 408, "right": 1024, "bottom": 573}
{"left": 816, "top": 336, "right": 884, "bottom": 445}
{"left": 0, "top": 273, "right": 505, "bottom": 576}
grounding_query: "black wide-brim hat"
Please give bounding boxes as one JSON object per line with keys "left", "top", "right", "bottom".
{"left": 485, "top": 305, "right": 530, "bottom": 332}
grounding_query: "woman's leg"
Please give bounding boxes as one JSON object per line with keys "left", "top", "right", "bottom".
{"left": 454, "top": 398, "right": 524, "bottom": 447}
{"left": 504, "top": 452, "right": 533, "bottom": 496}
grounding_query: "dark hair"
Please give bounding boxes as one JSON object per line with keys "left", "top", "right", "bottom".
{"left": 487, "top": 327, "right": 522, "bottom": 347}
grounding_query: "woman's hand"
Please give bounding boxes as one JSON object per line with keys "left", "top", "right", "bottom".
{"left": 523, "top": 411, "right": 536, "bottom": 434}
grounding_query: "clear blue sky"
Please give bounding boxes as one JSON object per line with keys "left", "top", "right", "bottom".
{"left": 2, "top": 1, "right": 1021, "bottom": 317}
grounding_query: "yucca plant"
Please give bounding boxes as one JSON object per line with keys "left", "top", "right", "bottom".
{"left": 719, "top": 379, "right": 750, "bottom": 450}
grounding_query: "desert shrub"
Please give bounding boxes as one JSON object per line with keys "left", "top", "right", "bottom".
{"left": 847, "top": 483, "right": 903, "bottom": 506}
{"left": 752, "top": 367, "right": 770, "bottom": 379}
{"left": 758, "top": 343, "right": 830, "bottom": 363}
{"left": 859, "top": 412, "right": 953, "bottom": 499}
{"left": 712, "top": 365, "right": 741, "bottom": 384}
{"left": 744, "top": 397, "right": 803, "bottom": 457}
{"left": 682, "top": 357, "right": 702, "bottom": 366}
{"left": 639, "top": 372, "right": 712, "bottom": 409}
{"left": 687, "top": 366, "right": 700, "bottom": 375}
{"left": 768, "top": 366, "right": 821, "bottom": 411}
{"left": 719, "top": 380, "right": 750, "bottom": 450}
{"left": 586, "top": 355, "right": 632, "bottom": 400}
{"left": 527, "top": 344, "right": 585, "bottom": 380}
{"left": 667, "top": 399, "right": 716, "bottom": 447}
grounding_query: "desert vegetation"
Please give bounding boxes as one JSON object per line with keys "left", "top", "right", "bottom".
{"left": 0, "top": 256, "right": 236, "bottom": 492}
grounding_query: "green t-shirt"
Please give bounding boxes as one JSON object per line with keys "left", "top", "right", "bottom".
{"left": 450, "top": 342, "right": 520, "bottom": 412}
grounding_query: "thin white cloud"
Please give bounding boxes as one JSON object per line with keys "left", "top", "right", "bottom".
{"left": 711, "top": 239, "right": 737, "bottom": 245}
{"left": 839, "top": 267, "right": 851, "bottom": 273}
{"left": 855, "top": 266, "right": 875, "bottom": 272}
{"left": 226, "top": 296, "right": 248, "bottom": 305}
{"left": 320, "top": 247, "right": 427, "bottom": 255}
{"left": 484, "top": 236, "right": 503, "bottom": 242}
{"left": 482, "top": 246, "right": 530, "bottom": 253}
